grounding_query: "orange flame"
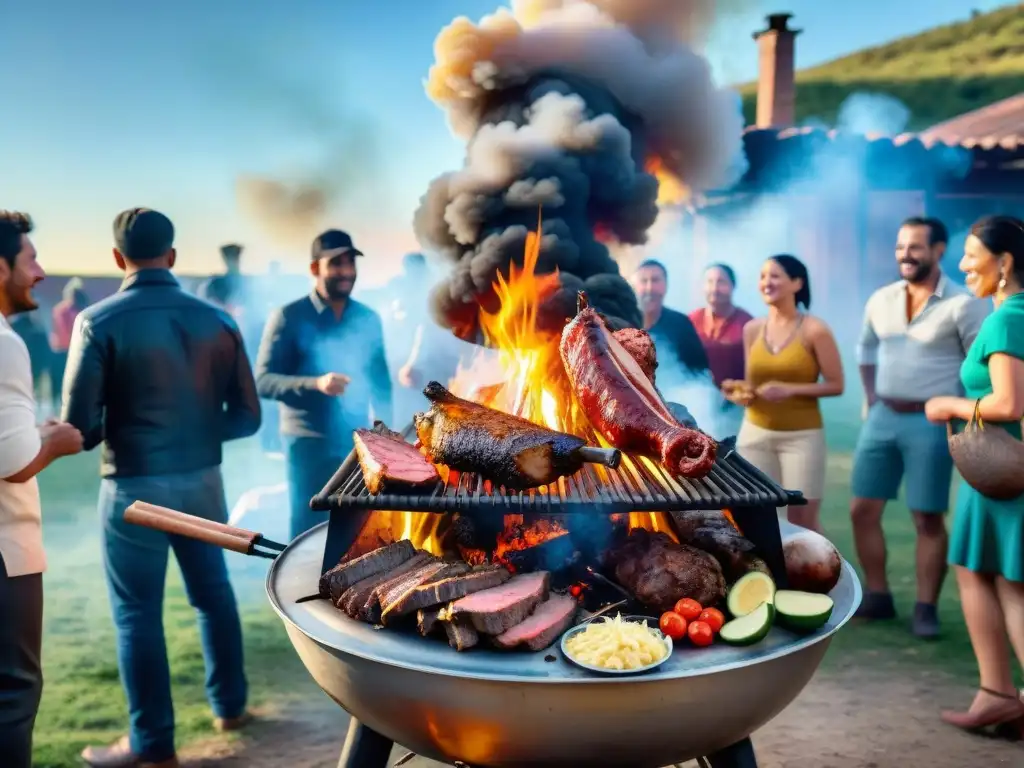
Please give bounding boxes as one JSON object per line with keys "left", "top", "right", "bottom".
{"left": 645, "top": 156, "right": 688, "bottom": 206}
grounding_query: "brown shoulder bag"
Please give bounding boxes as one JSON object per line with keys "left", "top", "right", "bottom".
{"left": 947, "top": 399, "right": 1024, "bottom": 500}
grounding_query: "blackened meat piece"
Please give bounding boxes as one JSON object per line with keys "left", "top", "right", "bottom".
{"left": 492, "top": 594, "right": 577, "bottom": 651}
{"left": 607, "top": 528, "right": 726, "bottom": 611}
{"left": 358, "top": 557, "right": 441, "bottom": 622}
{"left": 670, "top": 510, "right": 770, "bottom": 582}
{"left": 319, "top": 540, "right": 416, "bottom": 601}
{"left": 447, "top": 571, "right": 551, "bottom": 635}
{"left": 418, "top": 607, "right": 444, "bottom": 637}
{"left": 444, "top": 616, "right": 480, "bottom": 651}
{"left": 339, "top": 552, "right": 432, "bottom": 615}
{"left": 379, "top": 561, "right": 471, "bottom": 625}
{"left": 382, "top": 565, "right": 512, "bottom": 620}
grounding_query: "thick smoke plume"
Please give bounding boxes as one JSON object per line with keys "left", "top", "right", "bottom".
{"left": 416, "top": 0, "right": 748, "bottom": 338}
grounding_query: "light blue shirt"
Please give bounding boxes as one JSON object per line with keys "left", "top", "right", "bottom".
{"left": 856, "top": 274, "right": 991, "bottom": 401}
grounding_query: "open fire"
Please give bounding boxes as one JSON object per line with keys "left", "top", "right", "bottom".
{"left": 345, "top": 213, "right": 680, "bottom": 574}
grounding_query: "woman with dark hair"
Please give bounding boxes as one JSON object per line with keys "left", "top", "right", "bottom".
{"left": 689, "top": 263, "right": 753, "bottom": 437}
{"left": 924, "top": 215, "right": 1024, "bottom": 736}
{"left": 723, "top": 255, "right": 844, "bottom": 532}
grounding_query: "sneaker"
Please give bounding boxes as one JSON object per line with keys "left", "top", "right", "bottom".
{"left": 912, "top": 602, "right": 941, "bottom": 639}
{"left": 855, "top": 590, "right": 897, "bottom": 620}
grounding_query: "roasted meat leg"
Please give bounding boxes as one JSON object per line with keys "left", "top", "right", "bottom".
{"left": 560, "top": 299, "right": 717, "bottom": 478}
{"left": 414, "top": 382, "right": 619, "bottom": 489}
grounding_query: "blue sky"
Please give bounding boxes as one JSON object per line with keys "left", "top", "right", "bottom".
{"left": 0, "top": 0, "right": 1010, "bottom": 281}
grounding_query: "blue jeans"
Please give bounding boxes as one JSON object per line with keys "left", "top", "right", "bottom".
{"left": 284, "top": 436, "right": 344, "bottom": 541}
{"left": 99, "top": 467, "right": 247, "bottom": 761}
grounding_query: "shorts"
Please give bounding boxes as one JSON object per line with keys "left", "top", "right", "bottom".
{"left": 850, "top": 402, "right": 953, "bottom": 513}
{"left": 737, "top": 419, "right": 826, "bottom": 500}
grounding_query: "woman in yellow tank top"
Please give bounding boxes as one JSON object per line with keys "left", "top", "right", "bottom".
{"left": 722, "top": 255, "right": 844, "bottom": 532}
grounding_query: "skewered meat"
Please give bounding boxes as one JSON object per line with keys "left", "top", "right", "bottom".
{"left": 492, "top": 594, "right": 577, "bottom": 651}
{"left": 607, "top": 529, "right": 726, "bottom": 611}
{"left": 319, "top": 540, "right": 415, "bottom": 600}
{"left": 380, "top": 565, "right": 511, "bottom": 621}
{"left": 414, "top": 382, "right": 619, "bottom": 489}
{"left": 445, "top": 571, "right": 551, "bottom": 635}
{"left": 612, "top": 328, "right": 657, "bottom": 383}
{"left": 560, "top": 302, "right": 716, "bottom": 478}
{"left": 354, "top": 425, "right": 439, "bottom": 495}
{"left": 670, "top": 510, "right": 770, "bottom": 582}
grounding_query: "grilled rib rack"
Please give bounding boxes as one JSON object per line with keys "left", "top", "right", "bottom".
{"left": 310, "top": 436, "right": 799, "bottom": 516}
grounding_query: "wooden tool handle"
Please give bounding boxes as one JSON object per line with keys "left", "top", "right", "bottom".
{"left": 124, "top": 502, "right": 256, "bottom": 555}
{"left": 576, "top": 446, "right": 621, "bottom": 469}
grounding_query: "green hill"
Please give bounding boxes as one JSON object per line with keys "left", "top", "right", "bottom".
{"left": 738, "top": 4, "right": 1024, "bottom": 130}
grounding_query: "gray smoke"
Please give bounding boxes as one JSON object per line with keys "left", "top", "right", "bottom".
{"left": 417, "top": 0, "right": 747, "bottom": 339}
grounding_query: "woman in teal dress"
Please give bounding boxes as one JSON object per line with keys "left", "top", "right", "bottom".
{"left": 925, "top": 215, "right": 1024, "bottom": 738}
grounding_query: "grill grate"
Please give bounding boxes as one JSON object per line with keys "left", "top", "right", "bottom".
{"left": 312, "top": 437, "right": 798, "bottom": 515}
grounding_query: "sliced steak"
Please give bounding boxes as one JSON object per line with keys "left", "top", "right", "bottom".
{"left": 381, "top": 565, "right": 511, "bottom": 619}
{"left": 493, "top": 594, "right": 577, "bottom": 651}
{"left": 444, "top": 616, "right": 479, "bottom": 651}
{"left": 380, "top": 561, "right": 471, "bottom": 625}
{"left": 319, "top": 540, "right": 416, "bottom": 601}
{"left": 447, "top": 571, "right": 551, "bottom": 635}
{"left": 354, "top": 427, "right": 439, "bottom": 495}
{"left": 417, "top": 607, "right": 444, "bottom": 637}
{"left": 339, "top": 552, "right": 432, "bottom": 615}
{"left": 361, "top": 559, "right": 445, "bottom": 623}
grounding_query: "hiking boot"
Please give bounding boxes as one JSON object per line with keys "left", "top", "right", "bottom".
{"left": 81, "top": 736, "right": 179, "bottom": 768}
{"left": 855, "top": 590, "right": 897, "bottom": 620}
{"left": 912, "top": 602, "right": 941, "bottom": 639}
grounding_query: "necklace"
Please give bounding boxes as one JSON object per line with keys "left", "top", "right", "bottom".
{"left": 763, "top": 314, "right": 804, "bottom": 355}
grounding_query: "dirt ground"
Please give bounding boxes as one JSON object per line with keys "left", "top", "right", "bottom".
{"left": 178, "top": 666, "right": 1022, "bottom": 768}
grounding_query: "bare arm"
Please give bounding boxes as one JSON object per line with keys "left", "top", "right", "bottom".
{"left": 786, "top": 318, "right": 845, "bottom": 399}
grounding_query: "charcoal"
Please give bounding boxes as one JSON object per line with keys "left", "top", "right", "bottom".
{"left": 319, "top": 540, "right": 416, "bottom": 600}
{"left": 502, "top": 535, "right": 578, "bottom": 573}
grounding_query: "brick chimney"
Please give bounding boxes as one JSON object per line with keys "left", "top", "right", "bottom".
{"left": 754, "top": 13, "right": 801, "bottom": 128}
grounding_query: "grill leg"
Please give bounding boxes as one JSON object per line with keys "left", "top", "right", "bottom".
{"left": 701, "top": 737, "right": 758, "bottom": 768}
{"left": 337, "top": 719, "right": 393, "bottom": 768}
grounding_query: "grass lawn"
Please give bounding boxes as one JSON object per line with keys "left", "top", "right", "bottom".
{"left": 31, "top": 429, "right": 990, "bottom": 766}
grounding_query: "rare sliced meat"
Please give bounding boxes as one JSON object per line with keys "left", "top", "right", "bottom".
{"left": 379, "top": 561, "right": 471, "bottom": 625}
{"left": 358, "top": 557, "right": 441, "bottom": 622}
{"left": 354, "top": 427, "right": 439, "bottom": 495}
{"left": 493, "top": 594, "right": 578, "bottom": 651}
{"left": 560, "top": 302, "right": 717, "bottom": 478}
{"left": 339, "top": 552, "right": 432, "bottom": 615}
{"left": 381, "top": 565, "right": 512, "bottom": 620}
{"left": 319, "top": 540, "right": 416, "bottom": 601}
{"left": 443, "top": 616, "right": 479, "bottom": 651}
{"left": 417, "top": 607, "right": 444, "bottom": 637}
{"left": 612, "top": 327, "right": 657, "bottom": 383}
{"left": 447, "top": 571, "right": 550, "bottom": 635}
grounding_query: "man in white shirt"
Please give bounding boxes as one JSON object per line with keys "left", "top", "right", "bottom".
{"left": 0, "top": 211, "right": 83, "bottom": 767}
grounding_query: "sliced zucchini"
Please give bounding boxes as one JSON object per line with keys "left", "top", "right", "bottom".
{"left": 727, "top": 571, "right": 777, "bottom": 618}
{"left": 719, "top": 601, "right": 773, "bottom": 646}
{"left": 774, "top": 590, "right": 834, "bottom": 633}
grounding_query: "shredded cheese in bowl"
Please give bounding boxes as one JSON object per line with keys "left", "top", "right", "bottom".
{"left": 563, "top": 613, "right": 669, "bottom": 671}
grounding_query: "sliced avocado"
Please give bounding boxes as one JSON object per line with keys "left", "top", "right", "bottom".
{"left": 727, "top": 571, "right": 777, "bottom": 618}
{"left": 719, "top": 601, "right": 773, "bottom": 646}
{"left": 774, "top": 590, "right": 834, "bottom": 633}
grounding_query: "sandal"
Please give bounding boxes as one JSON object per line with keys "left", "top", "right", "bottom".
{"left": 941, "top": 687, "right": 1024, "bottom": 739}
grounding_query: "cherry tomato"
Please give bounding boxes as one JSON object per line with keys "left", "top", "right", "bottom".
{"left": 687, "top": 620, "right": 714, "bottom": 647}
{"left": 659, "top": 611, "right": 688, "bottom": 641}
{"left": 674, "top": 598, "right": 703, "bottom": 622}
{"left": 698, "top": 608, "right": 726, "bottom": 633}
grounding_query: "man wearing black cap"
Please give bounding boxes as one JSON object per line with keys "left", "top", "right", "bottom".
{"left": 62, "top": 208, "right": 261, "bottom": 768}
{"left": 255, "top": 229, "right": 393, "bottom": 539}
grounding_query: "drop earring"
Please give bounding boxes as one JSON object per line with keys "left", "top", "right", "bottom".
{"left": 999, "top": 274, "right": 1007, "bottom": 290}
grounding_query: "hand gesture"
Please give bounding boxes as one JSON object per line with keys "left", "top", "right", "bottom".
{"left": 316, "top": 373, "right": 350, "bottom": 396}
{"left": 925, "top": 396, "right": 956, "bottom": 424}
{"left": 41, "top": 421, "right": 83, "bottom": 458}
{"left": 721, "top": 379, "right": 755, "bottom": 407}
{"left": 756, "top": 381, "right": 793, "bottom": 403}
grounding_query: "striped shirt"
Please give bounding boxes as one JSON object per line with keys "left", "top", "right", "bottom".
{"left": 856, "top": 274, "right": 991, "bottom": 401}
